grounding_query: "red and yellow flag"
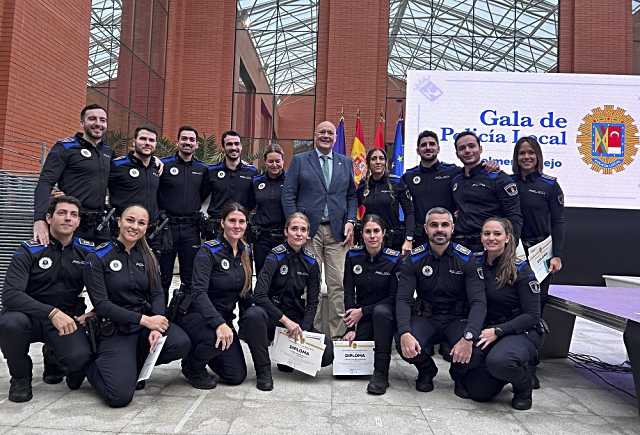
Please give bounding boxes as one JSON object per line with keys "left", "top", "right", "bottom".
{"left": 351, "top": 115, "right": 367, "bottom": 186}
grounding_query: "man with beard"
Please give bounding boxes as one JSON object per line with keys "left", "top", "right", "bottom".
{"left": 205, "top": 130, "right": 258, "bottom": 238}
{"left": 34, "top": 104, "right": 113, "bottom": 245}
{"left": 157, "top": 126, "right": 210, "bottom": 300}
{"left": 282, "top": 120, "right": 357, "bottom": 339}
{"left": 396, "top": 207, "right": 485, "bottom": 397}
{"left": 108, "top": 126, "right": 161, "bottom": 223}
{"left": 1, "top": 196, "right": 93, "bottom": 402}
{"left": 451, "top": 131, "right": 522, "bottom": 252}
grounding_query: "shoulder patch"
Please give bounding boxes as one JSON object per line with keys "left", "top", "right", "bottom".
{"left": 540, "top": 173, "right": 557, "bottom": 185}
{"left": 347, "top": 245, "right": 365, "bottom": 257}
{"left": 271, "top": 244, "right": 286, "bottom": 254}
{"left": 404, "top": 165, "right": 420, "bottom": 174}
{"left": 410, "top": 244, "right": 426, "bottom": 255}
{"left": 94, "top": 241, "right": 114, "bottom": 258}
{"left": 161, "top": 155, "right": 177, "bottom": 164}
{"left": 383, "top": 247, "right": 400, "bottom": 257}
{"left": 302, "top": 246, "right": 317, "bottom": 265}
{"left": 113, "top": 155, "right": 130, "bottom": 167}
{"left": 515, "top": 259, "right": 529, "bottom": 272}
{"left": 409, "top": 244, "right": 429, "bottom": 263}
{"left": 454, "top": 244, "right": 471, "bottom": 255}
{"left": 203, "top": 239, "right": 223, "bottom": 255}
{"left": 21, "top": 240, "right": 46, "bottom": 254}
{"left": 503, "top": 182, "right": 518, "bottom": 196}
{"left": 59, "top": 137, "right": 80, "bottom": 149}
{"left": 210, "top": 162, "right": 224, "bottom": 170}
{"left": 74, "top": 237, "right": 95, "bottom": 252}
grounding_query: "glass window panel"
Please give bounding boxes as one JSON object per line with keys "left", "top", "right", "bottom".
{"left": 473, "top": 37, "right": 515, "bottom": 72}
{"left": 150, "top": 0, "right": 168, "bottom": 75}
{"left": 130, "top": 56, "right": 150, "bottom": 117}
{"left": 133, "top": 0, "right": 153, "bottom": 63}
{"left": 148, "top": 72, "right": 165, "bottom": 127}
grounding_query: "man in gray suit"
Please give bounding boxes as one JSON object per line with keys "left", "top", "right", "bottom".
{"left": 282, "top": 120, "right": 357, "bottom": 339}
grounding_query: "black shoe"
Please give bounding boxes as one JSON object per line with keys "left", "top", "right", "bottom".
{"left": 532, "top": 373, "right": 540, "bottom": 390}
{"left": 42, "top": 345, "right": 64, "bottom": 385}
{"left": 256, "top": 366, "right": 273, "bottom": 391}
{"left": 136, "top": 380, "right": 146, "bottom": 390}
{"left": 415, "top": 369, "right": 435, "bottom": 392}
{"left": 65, "top": 371, "right": 85, "bottom": 390}
{"left": 9, "top": 377, "right": 33, "bottom": 403}
{"left": 512, "top": 382, "right": 533, "bottom": 411}
{"left": 182, "top": 362, "right": 217, "bottom": 390}
{"left": 366, "top": 371, "right": 389, "bottom": 395}
{"left": 276, "top": 364, "right": 294, "bottom": 373}
{"left": 454, "top": 381, "right": 469, "bottom": 399}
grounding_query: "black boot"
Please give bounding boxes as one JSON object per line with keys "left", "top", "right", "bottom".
{"left": 416, "top": 366, "right": 437, "bottom": 392}
{"left": 255, "top": 366, "right": 273, "bottom": 391}
{"left": 65, "top": 371, "right": 85, "bottom": 390}
{"left": 182, "top": 360, "right": 217, "bottom": 390}
{"left": 42, "top": 345, "right": 64, "bottom": 384}
{"left": 511, "top": 379, "right": 533, "bottom": 411}
{"left": 531, "top": 365, "right": 540, "bottom": 390}
{"left": 9, "top": 377, "right": 33, "bottom": 403}
{"left": 367, "top": 370, "right": 389, "bottom": 395}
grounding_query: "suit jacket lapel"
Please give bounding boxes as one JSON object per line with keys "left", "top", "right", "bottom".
{"left": 307, "top": 151, "right": 328, "bottom": 191}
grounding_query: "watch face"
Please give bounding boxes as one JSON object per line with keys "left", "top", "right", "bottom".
{"left": 464, "top": 332, "right": 473, "bottom": 340}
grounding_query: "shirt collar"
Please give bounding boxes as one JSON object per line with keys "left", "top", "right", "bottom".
{"left": 315, "top": 148, "right": 333, "bottom": 160}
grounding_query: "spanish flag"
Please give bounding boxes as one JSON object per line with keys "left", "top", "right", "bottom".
{"left": 351, "top": 114, "right": 367, "bottom": 186}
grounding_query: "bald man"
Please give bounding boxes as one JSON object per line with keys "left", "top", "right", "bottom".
{"left": 282, "top": 121, "right": 357, "bottom": 340}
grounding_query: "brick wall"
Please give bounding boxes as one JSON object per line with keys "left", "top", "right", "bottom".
{"left": 0, "top": 0, "right": 90, "bottom": 171}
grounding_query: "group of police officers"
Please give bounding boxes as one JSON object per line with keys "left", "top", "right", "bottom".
{"left": 0, "top": 103, "right": 565, "bottom": 412}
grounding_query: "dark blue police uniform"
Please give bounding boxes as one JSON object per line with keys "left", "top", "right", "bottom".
{"left": 250, "top": 171, "right": 286, "bottom": 273}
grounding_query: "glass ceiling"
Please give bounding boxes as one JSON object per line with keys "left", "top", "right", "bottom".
{"left": 88, "top": 0, "right": 122, "bottom": 86}
{"left": 237, "top": 0, "right": 318, "bottom": 95}
{"left": 388, "top": 0, "right": 560, "bottom": 77}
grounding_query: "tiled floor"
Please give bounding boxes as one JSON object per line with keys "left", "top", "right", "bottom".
{"left": 1, "top": 293, "right": 637, "bottom": 433}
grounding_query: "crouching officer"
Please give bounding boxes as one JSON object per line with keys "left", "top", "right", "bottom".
{"left": 241, "top": 212, "right": 333, "bottom": 391}
{"left": 396, "top": 207, "right": 486, "bottom": 397}
{"left": 462, "top": 218, "right": 541, "bottom": 411}
{"left": 158, "top": 126, "right": 210, "bottom": 300}
{"left": 342, "top": 214, "right": 399, "bottom": 395}
{"left": 0, "top": 196, "right": 93, "bottom": 402}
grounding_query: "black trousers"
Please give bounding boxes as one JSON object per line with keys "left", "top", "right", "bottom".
{"left": 395, "top": 314, "right": 482, "bottom": 381}
{"left": 252, "top": 230, "right": 284, "bottom": 275}
{"left": 85, "top": 324, "right": 190, "bottom": 408}
{"left": 464, "top": 331, "right": 541, "bottom": 402}
{"left": 0, "top": 312, "right": 92, "bottom": 379}
{"left": 239, "top": 305, "right": 334, "bottom": 370}
{"left": 179, "top": 312, "right": 248, "bottom": 385}
{"left": 353, "top": 303, "right": 394, "bottom": 373}
{"left": 158, "top": 221, "right": 201, "bottom": 299}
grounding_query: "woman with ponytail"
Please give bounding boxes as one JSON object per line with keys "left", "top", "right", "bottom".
{"left": 462, "top": 217, "right": 541, "bottom": 411}
{"left": 177, "top": 202, "right": 254, "bottom": 389}
{"left": 85, "top": 204, "right": 190, "bottom": 408}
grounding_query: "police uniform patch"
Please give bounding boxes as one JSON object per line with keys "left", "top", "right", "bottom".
{"left": 258, "top": 182, "right": 266, "bottom": 190}
{"left": 422, "top": 265, "right": 433, "bottom": 276}
{"left": 504, "top": 183, "right": 518, "bottom": 196}
{"left": 452, "top": 182, "right": 458, "bottom": 191}
{"left": 411, "top": 245, "right": 426, "bottom": 255}
{"left": 80, "top": 148, "right": 92, "bottom": 158}
{"left": 558, "top": 193, "right": 564, "bottom": 206}
{"left": 303, "top": 246, "right": 316, "bottom": 259}
{"left": 477, "top": 267, "right": 484, "bottom": 280}
{"left": 529, "top": 280, "right": 541, "bottom": 294}
{"left": 78, "top": 238, "right": 94, "bottom": 247}
{"left": 454, "top": 244, "right": 471, "bottom": 255}
{"left": 170, "top": 167, "right": 179, "bottom": 175}
{"left": 204, "top": 239, "right": 221, "bottom": 247}
{"left": 353, "top": 264, "right": 363, "bottom": 275}
{"left": 272, "top": 244, "right": 287, "bottom": 254}
{"left": 217, "top": 170, "right": 226, "bottom": 179}
{"left": 279, "top": 264, "right": 288, "bottom": 275}
{"left": 405, "top": 190, "right": 412, "bottom": 200}
{"left": 221, "top": 259, "right": 230, "bottom": 270}
{"left": 363, "top": 189, "right": 370, "bottom": 197}
{"left": 412, "top": 176, "right": 421, "bottom": 184}
{"left": 129, "top": 168, "right": 140, "bottom": 178}
{"left": 109, "top": 260, "right": 122, "bottom": 271}
{"left": 38, "top": 257, "right": 52, "bottom": 269}
{"left": 383, "top": 247, "right": 400, "bottom": 257}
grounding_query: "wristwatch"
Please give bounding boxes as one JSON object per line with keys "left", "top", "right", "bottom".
{"left": 494, "top": 327, "right": 504, "bottom": 338}
{"left": 406, "top": 236, "right": 414, "bottom": 241}
{"left": 463, "top": 331, "right": 474, "bottom": 341}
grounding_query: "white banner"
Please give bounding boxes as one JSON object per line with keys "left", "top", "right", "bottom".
{"left": 405, "top": 70, "right": 640, "bottom": 210}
